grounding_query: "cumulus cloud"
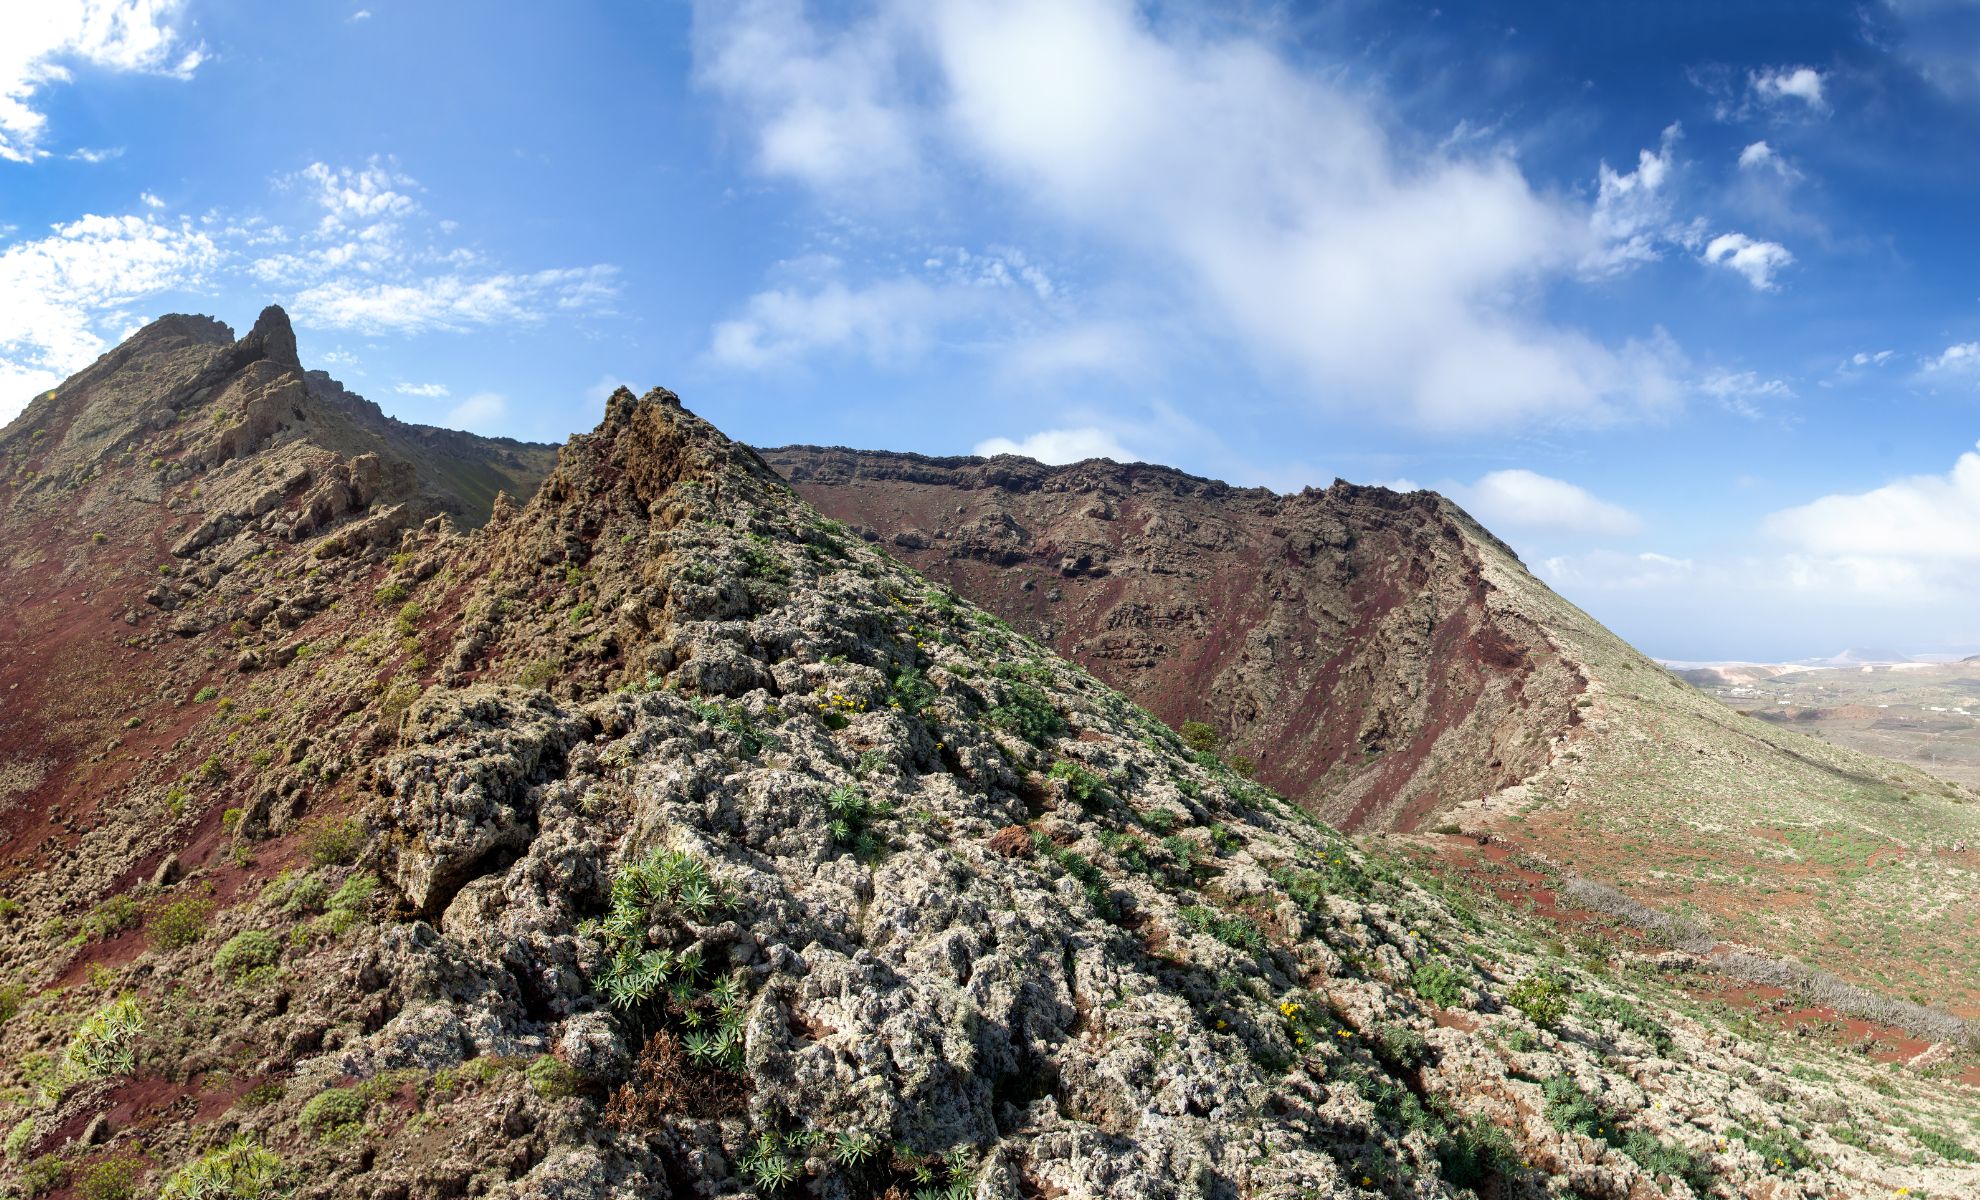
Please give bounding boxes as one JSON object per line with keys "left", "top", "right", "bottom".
{"left": 1763, "top": 445, "right": 1980, "bottom": 599}
{"left": 692, "top": 0, "right": 1689, "bottom": 431}
{"left": 0, "top": 0, "right": 205, "bottom": 162}
{"left": 974, "top": 427, "right": 1136, "bottom": 464}
{"left": 1583, "top": 124, "right": 1687, "bottom": 276}
{"left": 254, "top": 158, "right": 617, "bottom": 335}
{"left": 1751, "top": 66, "right": 1827, "bottom": 110}
{"left": 0, "top": 212, "right": 221, "bottom": 423}
{"left": 1702, "top": 232, "right": 1793, "bottom": 290}
{"left": 1451, "top": 469, "right": 1643, "bottom": 536}
{"left": 445, "top": 391, "right": 508, "bottom": 433}
{"left": 394, "top": 381, "right": 450, "bottom": 397}
{"left": 1924, "top": 341, "right": 1980, "bottom": 375}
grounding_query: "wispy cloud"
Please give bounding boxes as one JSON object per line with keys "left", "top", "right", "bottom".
{"left": 0, "top": 1, "right": 205, "bottom": 163}
{"left": 974, "top": 426, "right": 1136, "bottom": 464}
{"left": 1450, "top": 469, "right": 1643, "bottom": 537}
{"left": 394, "top": 381, "right": 450, "bottom": 398}
{"left": 693, "top": 0, "right": 1691, "bottom": 432}
{"left": 1751, "top": 65, "right": 1827, "bottom": 111}
{"left": 0, "top": 213, "right": 221, "bottom": 423}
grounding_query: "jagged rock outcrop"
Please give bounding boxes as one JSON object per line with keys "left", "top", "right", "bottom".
{"left": 0, "top": 322, "right": 1974, "bottom": 1200}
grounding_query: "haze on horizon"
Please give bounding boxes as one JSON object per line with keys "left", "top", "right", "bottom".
{"left": 7, "top": 0, "right": 1980, "bottom": 663}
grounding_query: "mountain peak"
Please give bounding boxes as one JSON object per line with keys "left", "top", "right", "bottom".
{"left": 239, "top": 303, "right": 300, "bottom": 369}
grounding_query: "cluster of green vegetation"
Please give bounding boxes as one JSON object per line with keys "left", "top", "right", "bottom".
{"left": 590, "top": 848, "right": 731, "bottom": 1011}
{"left": 1408, "top": 959, "right": 1470, "bottom": 1008}
{"left": 158, "top": 1136, "right": 283, "bottom": 1198}
{"left": 988, "top": 669, "right": 1066, "bottom": 746}
{"left": 1178, "top": 903, "right": 1267, "bottom": 953}
{"left": 691, "top": 698, "right": 772, "bottom": 757}
{"left": 1047, "top": 759, "right": 1107, "bottom": 809}
{"left": 1027, "top": 829, "right": 1117, "bottom": 921}
{"left": 298, "top": 815, "right": 365, "bottom": 866}
{"left": 214, "top": 930, "right": 281, "bottom": 984}
{"left": 824, "top": 786, "right": 890, "bottom": 861}
{"left": 1542, "top": 1074, "right": 1715, "bottom": 1190}
{"left": 1506, "top": 967, "right": 1574, "bottom": 1028}
{"left": 149, "top": 894, "right": 214, "bottom": 950}
{"left": 56, "top": 995, "right": 144, "bottom": 1094}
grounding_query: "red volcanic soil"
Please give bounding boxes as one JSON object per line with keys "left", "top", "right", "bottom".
{"left": 762, "top": 447, "right": 1585, "bottom": 833}
{"left": 1414, "top": 833, "right": 1980, "bottom": 1086}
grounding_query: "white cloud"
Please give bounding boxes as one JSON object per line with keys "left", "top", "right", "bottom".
{"left": 1702, "top": 232, "right": 1793, "bottom": 290}
{"left": 289, "top": 266, "right": 617, "bottom": 336}
{"left": 1540, "top": 549, "right": 1694, "bottom": 591}
{"left": 0, "top": 1, "right": 205, "bottom": 163}
{"left": 693, "top": 0, "right": 1688, "bottom": 431}
{"left": 1735, "top": 140, "right": 1802, "bottom": 182}
{"left": 974, "top": 426, "right": 1135, "bottom": 464}
{"left": 252, "top": 158, "right": 616, "bottom": 335}
{"left": 351, "top": 9, "right": 372, "bottom": 20}
{"left": 709, "top": 277, "right": 958, "bottom": 369}
{"left": 0, "top": 212, "right": 220, "bottom": 423}
{"left": 1752, "top": 66, "right": 1827, "bottom": 110}
{"left": 1849, "top": 349, "right": 1895, "bottom": 367}
{"left": 1584, "top": 124, "right": 1684, "bottom": 276}
{"left": 445, "top": 391, "right": 507, "bottom": 433}
{"left": 1762, "top": 446, "right": 1980, "bottom": 600}
{"left": 1452, "top": 468, "right": 1643, "bottom": 536}
{"left": 394, "top": 381, "right": 450, "bottom": 397}
{"left": 693, "top": 0, "right": 919, "bottom": 190}
{"left": 139, "top": 190, "right": 164, "bottom": 209}
{"left": 1925, "top": 341, "right": 1980, "bottom": 374}
{"left": 1699, "top": 369, "right": 1792, "bottom": 418}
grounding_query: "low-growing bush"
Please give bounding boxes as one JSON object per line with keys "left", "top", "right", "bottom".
{"left": 299, "top": 1087, "right": 366, "bottom": 1140}
{"left": 299, "top": 816, "right": 365, "bottom": 866}
{"left": 77, "top": 1154, "right": 144, "bottom": 1200}
{"left": 214, "top": 930, "right": 281, "bottom": 983}
{"left": 148, "top": 895, "right": 214, "bottom": 950}
{"left": 59, "top": 995, "right": 143, "bottom": 1090}
{"left": 1410, "top": 959, "right": 1468, "bottom": 1008}
{"left": 1507, "top": 968, "right": 1573, "bottom": 1028}
{"left": 1178, "top": 904, "right": 1266, "bottom": 953}
{"left": 159, "top": 1136, "right": 283, "bottom": 1199}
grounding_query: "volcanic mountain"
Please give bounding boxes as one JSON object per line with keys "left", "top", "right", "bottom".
{"left": 0, "top": 313, "right": 1973, "bottom": 1199}
{"left": 764, "top": 446, "right": 1980, "bottom": 1015}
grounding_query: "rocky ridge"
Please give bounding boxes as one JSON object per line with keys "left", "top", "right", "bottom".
{"left": 0, "top": 324, "right": 1973, "bottom": 1198}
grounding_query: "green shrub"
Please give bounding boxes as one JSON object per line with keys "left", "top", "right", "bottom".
{"left": 1047, "top": 759, "right": 1106, "bottom": 807}
{"left": 1911, "top": 1126, "right": 1977, "bottom": 1163}
{"left": 1178, "top": 721, "right": 1220, "bottom": 752}
{"left": 1178, "top": 904, "right": 1267, "bottom": 952}
{"left": 1578, "top": 991, "right": 1673, "bottom": 1055}
{"left": 159, "top": 1136, "right": 283, "bottom": 1199}
{"left": 373, "top": 580, "right": 411, "bottom": 606}
{"left": 214, "top": 931, "right": 281, "bottom": 983}
{"left": 77, "top": 1154, "right": 144, "bottom": 1200}
{"left": 193, "top": 686, "right": 219, "bottom": 703}
{"left": 1507, "top": 968, "right": 1573, "bottom": 1028}
{"left": 59, "top": 995, "right": 143, "bottom": 1090}
{"left": 148, "top": 896, "right": 214, "bottom": 950}
{"left": 299, "top": 1087, "right": 366, "bottom": 1140}
{"left": 1541, "top": 1074, "right": 1609, "bottom": 1140}
{"left": 1437, "top": 1114, "right": 1520, "bottom": 1189}
{"left": 988, "top": 680, "right": 1066, "bottom": 746}
{"left": 1410, "top": 960, "right": 1468, "bottom": 1008}
{"left": 592, "top": 849, "right": 731, "bottom": 1010}
{"left": 78, "top": 893, "right": 142, "bottom": 942}
{"left": 1732, "top": 1125, "right": 1812, "bottom": 1175}
{"left": 824, "top": 787, "right": 890, "bottom": 860}
{"left": 4, "top": 1115, "right": 32, "bottom": 1159}
{"left": 299, "top": 816, "right": 365, "bottom": 866}
{"left": 1373, "top": 1023, "right": 1432, "bottom": 1072}
{"left": 516, "top": 659, "right": 557, "bottom": 689}
{"left": 21, "top": 1155, "right": 66, "bottom": 1197}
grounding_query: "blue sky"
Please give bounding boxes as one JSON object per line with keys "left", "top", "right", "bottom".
{"left": 7, "top": 1, "right": 1980, "bottom": 661}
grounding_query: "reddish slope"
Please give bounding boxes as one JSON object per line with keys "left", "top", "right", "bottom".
{"left": 760, "top": 447, "right": 1585, "bottom": 831}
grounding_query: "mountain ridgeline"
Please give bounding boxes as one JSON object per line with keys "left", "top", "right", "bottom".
{"left": 0, "top": 312, "right": 1973, "bottom": 1200}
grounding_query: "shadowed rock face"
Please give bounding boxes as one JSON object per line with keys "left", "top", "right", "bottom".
{"left": 759, "top": 447, "right": 1586, "bottom": 832}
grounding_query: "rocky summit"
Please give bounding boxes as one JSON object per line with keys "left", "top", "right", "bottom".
{"left": 0, "top": 317, "right": 1976, "bottom": 1200}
